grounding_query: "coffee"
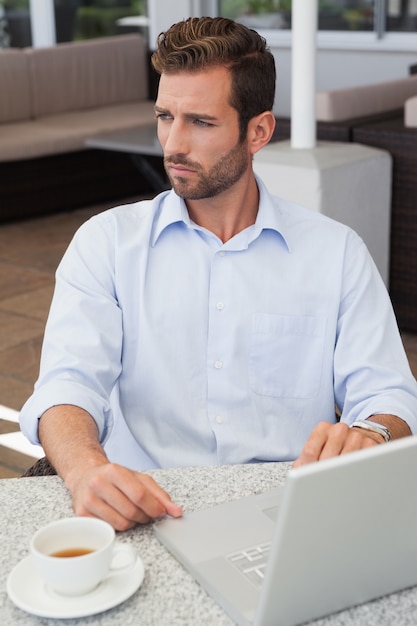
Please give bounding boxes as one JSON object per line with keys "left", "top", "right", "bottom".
{"left": 51, "top": 548, "right": 94, "bottom": 558}
{"left": 31, "top": 517, "right": 137, "bottom": 595}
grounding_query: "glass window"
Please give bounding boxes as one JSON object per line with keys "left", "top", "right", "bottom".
{"left": 0, "top": 0, "right": 148, "bottom": 48}
{"left": 0, "top": 3, "right": 10, "bottom": 47}
{"left": 318, "top": 1, "right": 374, "bottom": 32}
{"left": 61, "top": 1, "right": 148, "bottom": 43}
{"left": 218, "top": 0, "right": 417, "bottom": 34}
{"left": 1, "top": 0, "right": 31, "bottom": 48}
{"left": 220, "top": 0, "right": 291, "bottom": 29}
{"left": 386, "top": 0, "right": 417, "bottom": 31}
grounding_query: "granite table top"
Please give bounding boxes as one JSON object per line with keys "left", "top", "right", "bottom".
{"left": 1, "top": 462, "right": 417, "bottom": 626}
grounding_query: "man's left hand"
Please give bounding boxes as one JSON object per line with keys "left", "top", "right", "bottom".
{"left": 293, "top": 421, "right": 384, "bottom": 468}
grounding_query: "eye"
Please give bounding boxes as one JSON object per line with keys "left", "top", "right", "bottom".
{"left": 155, "top": 112, "right": 173, "bottom": 122}
{"left": 193, "top": 119, "right": 213, "bottom": 128}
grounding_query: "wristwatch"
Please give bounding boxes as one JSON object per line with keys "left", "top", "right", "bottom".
{"left": 350, "top": 420, "right": 391, "bottom": 442}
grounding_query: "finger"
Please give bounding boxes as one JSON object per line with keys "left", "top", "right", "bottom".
{"left": 137, "top": 474, "right": 183, "bottom": 518}
{"left": 73, "top": 465, "right": 167, "bottom": 530}
{"left": 316, "top": 422, "right": 350, "bottom": 461}
{"left": 339, "top": 427, "right": 380, "bottom": 455}
{"left": 72, "top": 468, "right": 152, "bottom": 530}
{"left": 94, "top": 465, "right": 172, "bottom": 522}
{"left": 293, "top": 421, "right": 351, "bottom": 467}
{"left": 73, "top": 490, "right": 141, "bottom": 531}
{"left": 112, "top": 470, "right": 182, "bottom": 521}
{"left": 293, "top": 421, "right": 334, "bottom": 467}
{"left": 293, "top": 422, "right": 380, "bottom": 468}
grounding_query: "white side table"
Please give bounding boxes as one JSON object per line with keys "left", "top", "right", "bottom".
{"left": 254, "top": 140, "right": 392, "bottom": 287}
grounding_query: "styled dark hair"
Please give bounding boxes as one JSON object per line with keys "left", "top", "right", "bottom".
{"left": 151, "top": 17, "right": 276, "bottom": 141}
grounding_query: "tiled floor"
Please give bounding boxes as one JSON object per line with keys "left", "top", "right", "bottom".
{"left": 0, "top": 199, "right": 416, "bottom": 478}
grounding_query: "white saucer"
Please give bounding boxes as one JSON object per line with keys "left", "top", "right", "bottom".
{"left": 7, "top": 554, "right": 145, "bottom": 619}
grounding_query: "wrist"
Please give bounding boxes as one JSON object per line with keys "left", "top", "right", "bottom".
{"left": 64, "top": 451, "right": 109, "bottom": 492}
{"left": 350, "top": 420, "right": 391, "bottom": 443}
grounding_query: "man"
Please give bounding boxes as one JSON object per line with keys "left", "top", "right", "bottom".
{"left": 20, "top": 17, "right": 417, "bottom": 531}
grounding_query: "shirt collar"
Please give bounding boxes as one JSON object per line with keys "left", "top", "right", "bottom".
{"left": 251, "top": 176, "right": 291, "bottom": 251}
{"left": 151, "top": 177, "right": 291, "bottom": 251}
{"left": 150, "top": 190, "right": 187, "bottom": 246}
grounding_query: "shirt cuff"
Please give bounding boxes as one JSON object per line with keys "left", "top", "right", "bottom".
{"left": 19, "top": 380, "right": 113, "bottom": 446}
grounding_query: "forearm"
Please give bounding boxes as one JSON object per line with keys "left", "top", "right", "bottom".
{"left": 38, "top": 405, "right": 109, "bottom": 491}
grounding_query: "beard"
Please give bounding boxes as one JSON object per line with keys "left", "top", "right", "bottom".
{"left": 164, "top": 137, "right": 250, "bottom": 201}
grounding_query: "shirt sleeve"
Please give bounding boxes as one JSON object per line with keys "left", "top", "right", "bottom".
{"left": 334, "top": 230, "right": 417, "bottom": 433}
{"left": 19, "top": 214, "right": 122, "bottom": 445}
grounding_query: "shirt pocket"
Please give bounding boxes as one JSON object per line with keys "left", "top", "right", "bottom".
{"left": 249, "top": 313, "right": 327, "bottom": 398}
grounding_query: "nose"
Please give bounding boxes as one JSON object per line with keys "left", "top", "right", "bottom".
{"left": 159, "top": 120, "right": 189, "bottom": 158}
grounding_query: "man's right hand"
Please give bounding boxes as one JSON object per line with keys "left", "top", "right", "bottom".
{"left": 38, "top": 405, "right": 182, "bottom": 531}
{"left": 67, "top": 461, "right": 183, "bottom": 531}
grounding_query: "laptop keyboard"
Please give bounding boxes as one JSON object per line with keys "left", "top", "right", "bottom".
{"left": 227, "top": 542, "right": 272, "bottom": 586}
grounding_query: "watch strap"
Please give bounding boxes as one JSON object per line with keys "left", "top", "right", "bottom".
{"left": 350, "top": 420, "right": 391, "bottom": 442}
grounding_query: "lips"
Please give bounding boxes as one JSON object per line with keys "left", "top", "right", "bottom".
{"left": 167, "top": 163, "right": 195, "bottom": 176}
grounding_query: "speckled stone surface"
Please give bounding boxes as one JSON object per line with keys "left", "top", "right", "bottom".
{"left": 2, "top": 463, "right": 417, "bottom": 625}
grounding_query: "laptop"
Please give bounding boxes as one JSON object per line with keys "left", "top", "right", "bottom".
{"left": 154, "top": 436, "right": 417, "bottom": 626}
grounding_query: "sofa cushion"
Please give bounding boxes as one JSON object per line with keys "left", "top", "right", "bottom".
{"left": 404, "top": 95, "right": 417, "bottom": 128}
{"left": 0, "top": 120, "right": 68, "bottom": 162}
{"left": 0, "top": 49, "right": 32, "bottom": 123}
{"left": 0, "top": 101, "right": 156, "bottom": 162}
{"left": 28, "top": 34, "right": 149, "bottom": 119}
{"left": 316, "top": 76, "right": 417, "bottom": 122}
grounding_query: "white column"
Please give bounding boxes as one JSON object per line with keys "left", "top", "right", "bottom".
{"left": 29, "top": 0, "right": 56, "bottom": 48}
{"left": 290, "top": 0, "right": 318, "bottom": 149}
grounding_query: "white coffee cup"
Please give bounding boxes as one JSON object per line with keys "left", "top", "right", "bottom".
{"left": 30, "top": 517, "right": 137, "bottom": 596}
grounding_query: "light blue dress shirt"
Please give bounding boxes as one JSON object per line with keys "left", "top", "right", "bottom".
{"left": 20, "top": 177, "right": 417, "bottom": 470}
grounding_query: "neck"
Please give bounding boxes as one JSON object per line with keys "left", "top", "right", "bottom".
{"left": 185, "top": 173, "right": 259, "bottom": 243}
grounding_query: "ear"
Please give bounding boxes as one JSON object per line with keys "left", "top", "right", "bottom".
{"left": 247, "top": 111, "right": 276, "bottom": 155}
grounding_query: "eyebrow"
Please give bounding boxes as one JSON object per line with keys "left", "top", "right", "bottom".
{"left": 154, "top": 105, "right": 219, "bottom": 122}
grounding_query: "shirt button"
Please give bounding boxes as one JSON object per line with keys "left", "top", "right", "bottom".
{"left": 218, "top": 251, "right": 226, "bottom": 257}
{"left": 214, "top": 360, "right": 223, "bottom": 369}
{"left": 216, "top": 302, "right": 225, "bottom": 311}
{"left": 215, "top": 415, "right": 223, "bottom": 424}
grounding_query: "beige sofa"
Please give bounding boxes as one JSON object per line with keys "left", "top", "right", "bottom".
{"left": 405, "top": 94, "right": 417, "bottom": 127}
{"left": 315, "top": 75, "right": 417, "bottom": 123}
{"left": 0, "top": 34, "right": 160, "bottom": 221}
